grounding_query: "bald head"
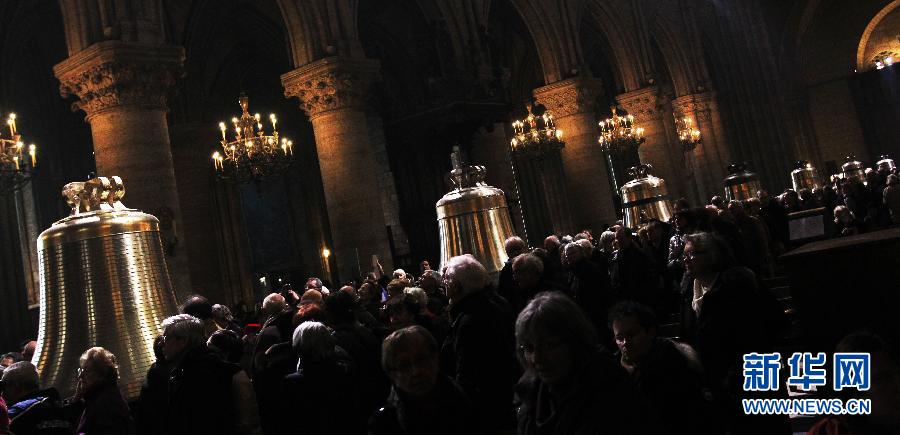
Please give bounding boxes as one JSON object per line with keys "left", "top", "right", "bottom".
{"left": 262, "top": 293, "right": 286, "bottom": 317}
{"left": 504, "top": 236, "right": 527, "bottom": 258}
{"left": 543, "top": 235, "right": 561, "bottom": 252}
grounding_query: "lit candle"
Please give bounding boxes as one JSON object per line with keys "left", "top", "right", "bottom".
{"left": 9, "top": 113, "right": 16, "bottom": 135}
{"left": 287, "top": 140, "right": 293, "bottom": 155}
{"left": 212, "top": 152, "right": 220, "bottom": 170}
{"left": 270, "top": 114, "right": 277, "bottom": 131}
{"left": 29, "top": 144, "right": 36, "bottom": 166}
{"left": 13, "top": 155, "right": 19, "bottom": 170}
{"left": 219, "top": 122, "right": 227, "bottom": 141}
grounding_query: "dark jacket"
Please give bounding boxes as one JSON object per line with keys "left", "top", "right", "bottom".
{"left": 617, "top": 338, "right": 710, "bottom": 435}
{"left": 165, "top": 345, "right": 242, "bottom": 435}
{"left": 368, "top": 376, "right": 474, "bottom": 435}
{"left": 275, "top": 351, "right": 357, "bottom": 435}
{"left": 441, "top": 287, "right": 517, "bottom": 432}
{"left": 497, "top": 260, "right": 521, "bottom": 312}
{"left": 7, "top": 388, "right": 75, "bottom": 435}
{"left": 515, "top": 347, "right": 660, "bottom": 435}
{"left": 567, "top": 259, "right": 612, "bottom": 345}
{"left": 610, "top": 243, "right": 658, "bottom": 306}
{"left": 76, "top": 382, "right": 135, "bottom": 435}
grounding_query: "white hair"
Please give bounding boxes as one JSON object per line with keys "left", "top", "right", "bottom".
{"left": 162, "top": 314, "right": 206, "bottom": 349}
{"left": 404, "top": 287, "right": 428, "bottom": 308}
{"left": 393, "top": 269, "right": 407, "bottom": 279}
{"left": 262, "top": 293, "right": 286, "bottom": 315}
{"left": 292, "top": 321, "right": 335, "bottom": 360}
{"left": 443, "top": 254, "right": 489, "bottom": 292}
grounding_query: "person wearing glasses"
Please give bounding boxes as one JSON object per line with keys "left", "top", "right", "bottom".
{"left": 71, "top": 347, "right": 134, "bottom": 434}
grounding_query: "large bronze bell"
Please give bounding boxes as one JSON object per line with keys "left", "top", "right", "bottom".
{"left": 723, "top": 162, "right": 761, "bottom": 201}
{"left": 621, "top": 164, "right": 673, "bottom": 229}
{"left": 436, "top": 147, "right": 516, "bottom": 276}
{"left": 31, "top": 176, "right": 178, "bottom": 399}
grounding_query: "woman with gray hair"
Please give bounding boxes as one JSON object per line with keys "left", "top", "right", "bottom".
{"left": 514, "top": 292, "right": 655, "bottom": 434}
{"left": 274, "top": 321, "right": 356, "bottom": 434}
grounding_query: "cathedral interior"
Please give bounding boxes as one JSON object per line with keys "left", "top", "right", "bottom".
{"left": 0, "top": 1, "right": 899, "bottom": 430}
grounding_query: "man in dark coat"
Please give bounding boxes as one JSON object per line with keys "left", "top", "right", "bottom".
{"left": 160, "top": 314, "right": 242, "bottom": 435}
{"left": 610, "top": 227, "right": 658, "bottom": 307}
{"left": 497, "top": 236, "right": 527, "bottom": 312}
{"left": 440, "top": 255, "right": 517, "bottom": 433}
{"left": 563, "top": 242, "right": 612, "bottom": 347}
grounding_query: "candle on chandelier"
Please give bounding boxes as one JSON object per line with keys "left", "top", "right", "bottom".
{"left": 29, "top": 144, "right": 36, "bottom": 166}
{"left": 219, "top": 122, "right": 227, "bottom": 141}
{"left": 270, "top": 114, "right": 277, "bottom": 131}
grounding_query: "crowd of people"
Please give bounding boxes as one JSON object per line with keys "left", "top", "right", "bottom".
{"left": 2, "top": 178, "right": 900, "bottom": 434}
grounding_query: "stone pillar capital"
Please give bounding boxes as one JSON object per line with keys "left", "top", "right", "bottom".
{"left": 533, "top": 77, "right": 603, "bottom": 118}
{"left": 53, "top": 41, "right": 184, "bottom": 120}
{"left": 672, "top": 91, "right": 716, "bottom": 121}
{"left": 616, "top": 86, "right": 661, "bottom": 122}
{"left": 281, "top": 57, "right": 381, "bottom": 120}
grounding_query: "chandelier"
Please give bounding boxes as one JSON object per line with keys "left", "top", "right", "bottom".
{"left": 597, "top": 106, "right": 644, "bottom": 153}
{"left": 674, "top": 112, "right": 701, "bottom": 151}
{"left": 212, "top": 94, "right": 293, "bottom": 183}
{"left": 510, "top": 104, "right": 564, "bottom": 157}
{"left": 1, "top": 112, "right": 38, "bottom": 195}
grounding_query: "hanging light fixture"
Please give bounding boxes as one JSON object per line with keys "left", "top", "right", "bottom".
{"left": 597, "top": 106, "right": 645, "bottom": 153}
{"left": 212, "top": 93, "right": 293, "bottom": 183}
{"left": 0, "top": 112, "right": 38, "bottom": 195}
{"left": 510, "top": 104, "right": 564, "bottom": 157}
{"left": 673, "top": 111, "right": 701, "bottom": 152}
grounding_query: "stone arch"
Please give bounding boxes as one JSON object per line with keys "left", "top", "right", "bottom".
{"left": 582, "top": 0, "right": 642, "bottom": 92}
{"left": 57, "top": 0, "right": 167, "bottom": 55}
{"left": 856, "top": 0, "right": 900, "bottom": 71}
{"left": 649, "top": 17, "right": 695, "bottom": 97}
{"left": 508, "top": 0, "right": 587, "bottom": 84}
{"left": 275, "top": 0, "right": 363, "bottom": 67}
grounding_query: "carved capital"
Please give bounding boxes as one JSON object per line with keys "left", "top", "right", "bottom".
{"left": 672, "top": 91, "right": 716, "bottom": 122}
{"left": 616, "top": 87, "right": 661, "bottom": 122}
{"left": 54, "top": 41, "right": 184, "bottom": 119}
{"left": 533, "top": 77, "right": 603, "bottom": 118}
{"left": 281, "top": 57, "right": 381, "bottom": 120}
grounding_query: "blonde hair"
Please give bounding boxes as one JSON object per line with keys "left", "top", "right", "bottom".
{"left": 79, "top": 346, "right": 119, "bottom": 382}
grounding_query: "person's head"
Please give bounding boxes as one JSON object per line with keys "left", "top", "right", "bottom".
{"left": 0, "top": 353, "right": 21, "bottom": 368}
{"left": 516, "top": 292, "right": 598, "bottom": 387}
{"left": 888, "top": 174, "right": 899, "bottom": 186}
{"left": 357, "top": 282, "right": 375, "bottom": 305}
{"left": 0, "top": 361, "right": 39, "bottom": 404}
{"left": 419, "top": 260, "right": 431, "bottom": 274}
{"left": 673, "top": 209, "right": 696, "bottom": 233}
{"left": 404, "top": 287, "right": 428, "bottom": 311}
{"left": 727, "top": 200, "right": 746, "bottom": 218}
{"left": 292, "top": 321, "right": 335, "bottom": 361}
{"left": 504, "top": 236, "right": 527, "bottom": 258}
{"left": 512, "top": 254, "right": 543, "bottom": 290}
{"left": 614, "top": 226, "right": 634, "bottom": 250}
{"left": 599, "top": 230, "right": 616, "bottom": 253}
{"left": 609, "top": 301, "right": 657, "bottom": 364}
{"left": 325, "top": 289, "right": 358, "bottom": 326}
{"left": 543, "top": 235, "right": 561, "bottom": 253}
{"left": 386, "top": 293, "right": 421, "bottom": 328}
{"left": 387, "top": 279, "right": 410, "bottom": 299}
{"left": 21, "top": 341, "right": 36, "bottom": 362}
{"left": 674, "top": 198, "right": 691, "bottom": 213}
{"left": 300, "top": 289, "right": 324, "bottom": 307}
{"left": 161, "top": 314, "right": 206, "bottom": 361}
{"left": 834, "top": 205, "right": 854, "bottom": 224}
{"left": 709, "top": 195, "right": 725, "bottom": 209}
{"left": 646, "top": 220, "right": 666, "bottom": 244}
{"left": 382, "top": 326, "right": 441, "bottom": 398}
{"left": 305, "top": 277, "right": 323, "bottom": 291}
{"left": 441, "top": 254, "right": 489, "bottom": 304}
{"left": 561, "top": 242, "right": 587, "bottom": 268}
{"left": 181, "top": 295, "right": 213, "bottom": 320}
{"left": 292, "top": 304, "right": 325, "bottom": 328}
{"left": 262, "top": 293, "right": 286, "bottom": 318}
{"left": 211, "top": 304, "right": 234, "bottom": 329}
{"left": 745, "top": 197, "right": 762, "bottom": 216}
{"left": 418, "top": 270, "right": 441, "bottom": 294}
{"left": 683, "top": 232, "right": 736, "bottom": 279}
{"left": 207, "top": 329, "right": 243, "bottom": 363}
{"left": 78, "top": 347, "right": 119, "bottom": 393}
{"left": 339, "top": 285, "right": 356, "bottom": 296}
{"left": 393, "top": 269, "right": 408, "bottom": 280}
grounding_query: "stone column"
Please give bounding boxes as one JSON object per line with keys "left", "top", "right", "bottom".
{"left": 617, "top": 87, "right": 682, "bottom": 200}
{"left": 673, "top": 92, "right": 731, "bottom": 203}
{"left": 54, "top": 41, "right": 192, "bottom": 297}
{"left": 534, "top": 77, "right": 618, "bottom": 231}
{"left": 365, "top": 112, "right": 411, "bottom": 263}
{"left": 282, "top": 57, "right": 393, "bottom": 282}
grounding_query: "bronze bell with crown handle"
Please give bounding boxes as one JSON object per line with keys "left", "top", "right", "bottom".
{"left": 436, "top": 146, "right": 516, "bottom": 277}
{"left": 32, "top": 175, "right": 178, "bottom": 400}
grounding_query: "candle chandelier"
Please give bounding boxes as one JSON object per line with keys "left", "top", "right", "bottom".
{"left": 212, "top": 94, "right": 293, "bottom": 183}
{"left": 1, "top": 112, "right": 38, "bottom": 195}
{"left": 597, "top": 106, "right": 645, "bottom": 153}
{"left": 674, "top": 112, "right": 701, "bottom": 151}
{"left": 510, "top": 104, "right": 564, "bottom": 157}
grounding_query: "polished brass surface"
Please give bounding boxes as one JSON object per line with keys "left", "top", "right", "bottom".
{"left": 791, "top": 161, "right": 821, "bottom": 192}
{"left": 437, "top": 149, "right": 515, "bottom": 275}
{"left": 32, "top": 176, "right": 178, "bottom": 400}
{"left": 724, "top": 163, "right": 761, "bottom": 201}
{"left": 876, "top": 155, "right": 896, "bottom": 172}
{"left": 621, "top": 164, "right": 672, "bottom": 229}
{"left": 841, "top": 156, "right": 866, "bottom": 184}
